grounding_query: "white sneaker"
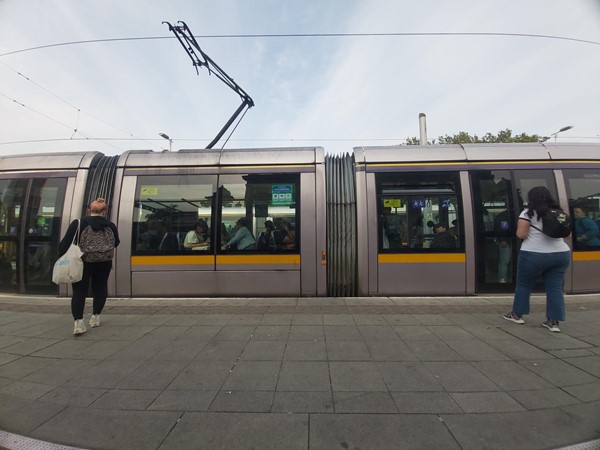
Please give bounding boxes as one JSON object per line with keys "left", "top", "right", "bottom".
{"left": 73, "top": 319, "right": 86, "bottom": 336}
{"left": 90, "top": 314, "right": 101, "bottom": 328}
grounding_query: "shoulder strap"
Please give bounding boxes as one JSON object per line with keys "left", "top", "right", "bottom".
{"left": 72, "top": 219, "right": 80, "bottom": 245}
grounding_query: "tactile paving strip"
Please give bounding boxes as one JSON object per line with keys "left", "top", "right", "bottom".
{"left": 0, "top": 430, "right": 84, "bottom": 450}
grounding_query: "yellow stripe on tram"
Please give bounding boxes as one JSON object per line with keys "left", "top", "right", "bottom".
{"left": 131, "top": 255, "right": 215, "bottom": 266}
{"left": 573, "top": 251, "right": 600, "bottom": 262}
{"left": 217, "top": 254, "right": 301, "bottom": 265}
{"left": 131, "top": 254, "right": 302, "bottom": 266}
{"left": 378, "top": 253, "right": 466, "bottom": 264}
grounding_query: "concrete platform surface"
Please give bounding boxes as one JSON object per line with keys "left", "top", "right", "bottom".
{"left": 0, "top": 293, "right": 599, "bottom": 450}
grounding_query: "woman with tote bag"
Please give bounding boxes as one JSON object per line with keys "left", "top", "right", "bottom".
{"left": 58, "top": 198, "right": 120, "bottom": 336}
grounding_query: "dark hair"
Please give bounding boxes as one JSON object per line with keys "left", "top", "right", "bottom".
{"left": 264, "top": 220, "right": 274, "bottom": 231}
{"left": 526, "top": 186, "right": 560, "bottom": 221}
{"left": 237, "top": 217, "right": 249, "bottom": 227}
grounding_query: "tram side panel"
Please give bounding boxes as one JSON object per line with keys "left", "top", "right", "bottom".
{"left": 365, "top": 167, "right": 467, "bottom": 296}
{"left": 561, "top": 166, "right": 600, "bottom": 293}
{"left": 120, "top": 167, "right": 316, "bottom": 297}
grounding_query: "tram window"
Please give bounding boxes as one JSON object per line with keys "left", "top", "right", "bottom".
{"left": 376, "top": 172, "right": 463, "bottom": 252}
{"left": 219, "top": 174, "right": 299, "bottom": 252}
{"left": 564, "top": 169, "right": 600, "bottom": 250}
{"left": 132, "top": 175, "right": 217, "bottom": 255}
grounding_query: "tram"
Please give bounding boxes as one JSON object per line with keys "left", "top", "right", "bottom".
{"left": 0, "top": 142, "right": 598, "bottom": 297}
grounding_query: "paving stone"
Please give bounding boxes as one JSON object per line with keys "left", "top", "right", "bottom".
{"left": 151, "top": 337, "right": 207, "bottom": 361}
{"left": 0, "top": 380, "right": 55, "bottom": 400}
{"left": 277, "top": 361, "right": 330, "bottom": 391}
{"left": 31, "top": 407, "right": 180, "bottom": 449}
{"left": 487, "top": 338, "right": 555, "bottom": 360}
{"left": 66, "top": 359, "right": 144, "bottom": 389}
{"left": 391, "top": 392, "right": 462, "bottom": 413}
{"left": 443, "top": 408, "right": 599, "bottom": 450}
{"left": 289, "top": 325, "right": 324, "bottom": 341}
{"left": 323, "top": 325, "right": 363, "bottom": 340}
{"left": 148, "top": 390, "right": 217, "bottom": 411}
{"left": 208, "top": 390, "right": 274, "bottom": 412}
{"left": 291, "top": 314, "right": 323, "bottom": 325}
{"left": 405, "top": 340, "right": 464, "bottom": 361}
{"left": 445, "top": 339, "right": 511, "bottom": 361}
{"left": 310, "top": 414, "right": 460, "bottom": 450}
{"left": 472, "top": 360, "right": 553, "bottom": 391}
{"left": 563, "top": 381, "right": 600, "bottom": 402}
{"left": 0, "top": 352, "right": 21, "bottom": 366}
{"left": 423, "top": 362, "right": 499, "bottom": 392}
{"left": 160, "top": 412, "right": 307, "bottom": 449}
{"left": 284, "top": 340, "right": 327, "bottom": 360}
{"left": 508, "top": 387, "right": 580, "bottom": 409}
{"left": 334, "top": 391, "right": 398, "bottom": 413}
{"left": 222, "top": 360, "right": 280, "bottom": 391}
{"left": 194, "top": 340, "right": 247, "bottom": 362}
{"left": 116, "top": 359, "right": 188, "bottom": 390}
{"left": 167, "top": 360, "right": 232, "bottom": 390}
{"left": 240, "top": 340, "right": 286, "bottom": 360}
{"left": 213, "top": 325, "right": 256, "bottom": 340}
{"left": 0, "top": 356, "right": 57, "bottom": 380}
{"left": 272, "top": 391, "right": 333, "bottom": 413}
{"left": 519, "top": 358, "right": 599, "bottom": 387}
{"left": 39, "top": 386, "right": 105, "bottom": 407}
{"left": 326, "top": 340, "right": 372, "bottom": 361}
{"left": 1, "top": 337, "right": 59, "bottom": 355}
{"left": 181, "top": 325, "right": 223, "bottom": 339}
{"left": 366, "top": 341, "right": 419, "bottom": 361}
{"left": 330, "top": 362, "right": 387, "bottom": 392}
{"left": 0, "top": 393, "right": 65, "bottom": 435}
{"left": 377, "top": 362, "right": 444, "bottom": 392}
{"left": 90, "top": 389, "right": 161, "bottom": 410}
{"left": 353, "top": 314, "right": 387, "bottom": 325}
{"left": 322, "top": 314, "right": 355, "bottom": 325}
{"left": 428, "top": 326, "right": 476, "bottom": 340}
{"left": 450, "top": 392, "right": 525, "bottom": 413}
{"left": 252, "top": 325, "right": 290, "bottom": 340}
{"left": 358, "top": 326, "right": 401, "bottom": 342}
{"left": 259, "top": 314, "right": 293, "bottom": 325}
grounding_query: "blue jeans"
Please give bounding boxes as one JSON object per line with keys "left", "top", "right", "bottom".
{"left": 512, "top": 250, "right": 570, "bottom": 321}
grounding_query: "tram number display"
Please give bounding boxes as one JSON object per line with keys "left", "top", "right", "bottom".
{"left": 272, "top": 184, "right": 293, "bottom": 205}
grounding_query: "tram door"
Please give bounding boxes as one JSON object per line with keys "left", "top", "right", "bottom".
{"left": 471, "top": 169, "right": 558, "bottom": 293}
{"left": 0, "top": 178, "right": 67, "bottom": 294}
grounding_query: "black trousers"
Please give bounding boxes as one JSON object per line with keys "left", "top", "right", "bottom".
{"left": 71, "top": 260, "right": 112, "bottom": 320}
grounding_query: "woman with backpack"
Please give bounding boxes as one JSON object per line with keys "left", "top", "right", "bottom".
{"left": 502, "top": 186, "right": 571, "bottom": 333}
{"left": 58, "top": 198, "right": 120, "bottom": 335}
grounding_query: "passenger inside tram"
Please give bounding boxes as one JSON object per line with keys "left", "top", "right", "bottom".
{"left": 430, "top": 222, "right": 457, "bottom": 249}
{"left": 573, "top": 205, "right": 600, "bottom": 247}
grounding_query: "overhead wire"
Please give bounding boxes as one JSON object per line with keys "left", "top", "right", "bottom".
{"left": 0, "top": 61, "right": 162, "bottom": 151}
{"left": 0, "top": 91, "right": 123, "bottom": 151}
{"left": 0, "top": 31, "right": 599, "bottom": 57}
{"left": 1, "top": 31, "right": 598, "bottom": 149}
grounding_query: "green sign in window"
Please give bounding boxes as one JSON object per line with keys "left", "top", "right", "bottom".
{"left": 272, "top": 184, "right": 293, "bottom": 205}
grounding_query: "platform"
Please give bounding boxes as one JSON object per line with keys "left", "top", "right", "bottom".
{"left": 1, "top": 294, "right": 599, "bottom": 449}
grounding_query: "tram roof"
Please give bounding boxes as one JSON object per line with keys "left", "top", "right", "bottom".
{"left": 0, "top": 151, "right": 103, "bottom": 171}
{"left": 354, "top": 143, "right": 600, "bottom": 163}
{"left": 117, "top": 147, "right": 325, "bottom": 167}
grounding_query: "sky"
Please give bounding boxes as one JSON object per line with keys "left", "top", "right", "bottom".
{"left": 1, "top": 0, "right": 599, "bottom": 157}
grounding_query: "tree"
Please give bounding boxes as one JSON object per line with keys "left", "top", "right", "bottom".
{"left": 405, "top": 129, "right": 549, "bottom": 145}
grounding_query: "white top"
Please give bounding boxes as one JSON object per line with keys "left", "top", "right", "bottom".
{"left": 519, "top": 209, "right": 570, "bottom": 253}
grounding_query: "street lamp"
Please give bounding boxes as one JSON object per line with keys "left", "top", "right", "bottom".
{"left": 159, "top": 133, "right": 173, "bottom": 152}
{"left": 551, "top": 125, "right": 573, "bottom": 142}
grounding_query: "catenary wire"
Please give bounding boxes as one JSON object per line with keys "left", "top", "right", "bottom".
{"left": 0, "top": 31, "right": 599, "bottom": 57}
{"left": 0, "top": 61, "right": 163, "bottom": 151}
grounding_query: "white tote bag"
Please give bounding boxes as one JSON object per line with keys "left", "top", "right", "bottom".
{"left": 52, "top": 220, "right": 84, "bottom": 285}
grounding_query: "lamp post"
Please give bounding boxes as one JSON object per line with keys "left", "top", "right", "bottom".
{"left": 551, "top": 125, "right": 573, "bottom": 142}
{"left": 159, "top": 133, "right": 173, "bottom": 152}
